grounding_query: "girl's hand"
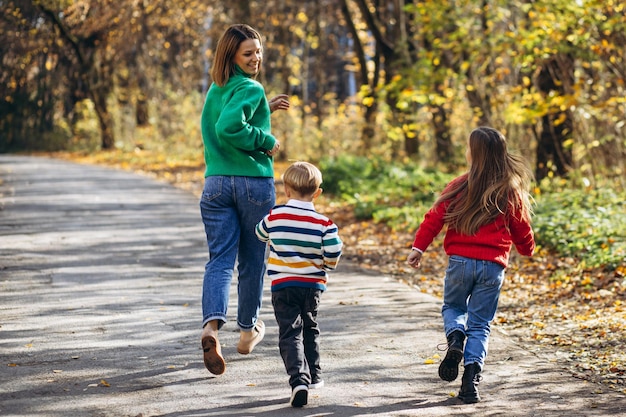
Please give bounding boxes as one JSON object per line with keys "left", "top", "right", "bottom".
{"left": 407, "top": 249, "right": 422, "bottom": 269}
{"left": 269, "top": 94, "right": 290, "bottom": 113}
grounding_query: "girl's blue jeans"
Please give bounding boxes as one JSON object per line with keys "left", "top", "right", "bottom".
{"left": 441, "top": 255, "right": 505, "bottom": 370}
{"left": 200, "top": 175, "right": 275, "bottom": 331}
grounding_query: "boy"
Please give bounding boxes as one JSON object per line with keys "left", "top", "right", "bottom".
{"left": 255, "top": 161, "right": 343, "bottom": 408}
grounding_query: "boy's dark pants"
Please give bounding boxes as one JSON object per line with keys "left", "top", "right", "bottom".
{"left": 272, "top": 287, "right": 322, "bottom": 388}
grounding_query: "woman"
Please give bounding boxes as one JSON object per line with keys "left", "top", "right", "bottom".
{"left": 200, "top": 24, "right": 290, "bottom": 375}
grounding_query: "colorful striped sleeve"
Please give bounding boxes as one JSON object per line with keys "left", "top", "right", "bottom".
{"left": 322, "top": 222, "right": 343, "bottom": 270}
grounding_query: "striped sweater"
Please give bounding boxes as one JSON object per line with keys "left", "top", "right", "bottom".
{"left": 255, "top": 199, "right": 343, "bottom": 292}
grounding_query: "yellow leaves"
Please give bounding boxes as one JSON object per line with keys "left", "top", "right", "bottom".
{"left": 362, "top": 96, "right": 375, "bottom": 107}
{"left": 531, "top": 332, "right": 544, "bottom": 341}
{"left": 424, "top": 353, "right": 440, "bottom": 364}
{"left": 296, "top": 11, "right": 308, "bottom": 23}
{"left": 580, "top": 276, "right": 593, "bottom": 286}
{"left": 86, "top": 379, "right": 111, "bottom": 388}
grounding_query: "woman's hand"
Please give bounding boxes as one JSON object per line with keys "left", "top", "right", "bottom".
{"left": 266, "top": 140, "right": 280, "bottom": 157}
{"left": 268, "top": 94, "right": 290, "bottom": 113}
{"left": 407, "top": 249, "right": 423, "bottom": 269}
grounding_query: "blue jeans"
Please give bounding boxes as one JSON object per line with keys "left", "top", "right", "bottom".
{"left": 200, "top": 176, "right": 275, "bottom": 331}
{"left": 441, "top": 255, "right": 505, "bottom": 370}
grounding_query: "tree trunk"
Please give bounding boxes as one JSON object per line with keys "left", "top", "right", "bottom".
{"left": 535, "top": 55, "right": 574, "bottom": 180}
{"left": 92, "top": 88, "right": 115, "bottom": 149}
{"left": 432, "top": 104, "right": 453, "bottom": 163}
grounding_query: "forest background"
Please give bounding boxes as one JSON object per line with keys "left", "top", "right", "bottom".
{"left": 1, "top": 0, "right": 625, "bottom": 395}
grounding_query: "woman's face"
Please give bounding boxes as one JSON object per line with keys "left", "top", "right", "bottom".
{"left": 234, "top": 38, "right": 262, "bottom": 76}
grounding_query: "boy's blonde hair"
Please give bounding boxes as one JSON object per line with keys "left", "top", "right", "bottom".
{"left": 282, "top": 161, "right": 322, "bottom": 197}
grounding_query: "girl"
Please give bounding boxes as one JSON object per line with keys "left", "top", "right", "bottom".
{"left": 199, "top": 24, "right": 290, "bottom": 376}
{"left": 407, "top": 126, "right": 535, "bottom": 403}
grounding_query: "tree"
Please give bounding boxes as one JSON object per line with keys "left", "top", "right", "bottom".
{"left": 508, "top": 0, "right": 625, "bottom": 181}
{"left": 339, "top": 0, "right": 427, "bottom": 157}
{"left": 0, "top": 0, "right": 209, "bottom": 151}
{"left": 1, "top": 0, "right": 623, "bottom": 186}
{"left": 36, "top": 0, "right": 129, "bottom": 149}
{"left": 0, "top": 1, "right": 60, "bottom": 151}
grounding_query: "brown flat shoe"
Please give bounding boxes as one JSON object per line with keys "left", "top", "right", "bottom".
{"left": 237, "top": 320, "right": 265, "bottom": 354}
{"left": 201, "top": 334, "right": 225, "bottom": 375}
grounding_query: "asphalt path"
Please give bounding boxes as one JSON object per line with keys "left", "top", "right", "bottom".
{"left": 1, "top": 155, "right": 625, "bottom": 417}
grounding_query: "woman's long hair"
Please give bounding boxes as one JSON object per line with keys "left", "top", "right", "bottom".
{"left": 211, "top": 24, "right": 262, "bottom": 86}
{"left": 436, "top": 126, "right": 534, "bottom": 235}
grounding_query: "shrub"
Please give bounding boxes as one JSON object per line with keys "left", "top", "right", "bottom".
{"left": 533, "top": 186, "right": 626, "bottom": 271}
{"left": 319, "top": 156, "right": 453, "bottom": 225}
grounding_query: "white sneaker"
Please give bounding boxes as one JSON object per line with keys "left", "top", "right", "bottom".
{"left": 310, "top": 379, "right": 324, "bottom": 389}
{"left": 290, "top": 385, "right": 308, "bottom": 407}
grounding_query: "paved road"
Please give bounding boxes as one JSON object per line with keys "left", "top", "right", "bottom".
{"left": 1, "top": 155, "right": 624, "bottom": 417}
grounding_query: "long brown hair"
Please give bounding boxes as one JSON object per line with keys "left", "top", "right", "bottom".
{"left": 210, "top": 24, "right": 262, "bottom": 86}
{"left": 436, "top": 126, "right": 534, "bottom": 235}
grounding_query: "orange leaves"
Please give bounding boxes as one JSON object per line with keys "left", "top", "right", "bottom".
{"left": 580, "top": 276, "right": 594, "bottom": 286}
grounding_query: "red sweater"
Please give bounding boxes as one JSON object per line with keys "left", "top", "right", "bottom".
{"left": 412, "top": 176, "right": 535, "bottom": 268}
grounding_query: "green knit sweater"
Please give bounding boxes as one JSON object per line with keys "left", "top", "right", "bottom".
{"left": 201, "top": 66, "right": 277, "bottom": 178}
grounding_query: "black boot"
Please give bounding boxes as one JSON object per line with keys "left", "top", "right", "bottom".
{"left": 458, "top": 363, "right": 482, "bottom": 404}
{"left": 438, "top": 330, "right": 465, "bottom": 381}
